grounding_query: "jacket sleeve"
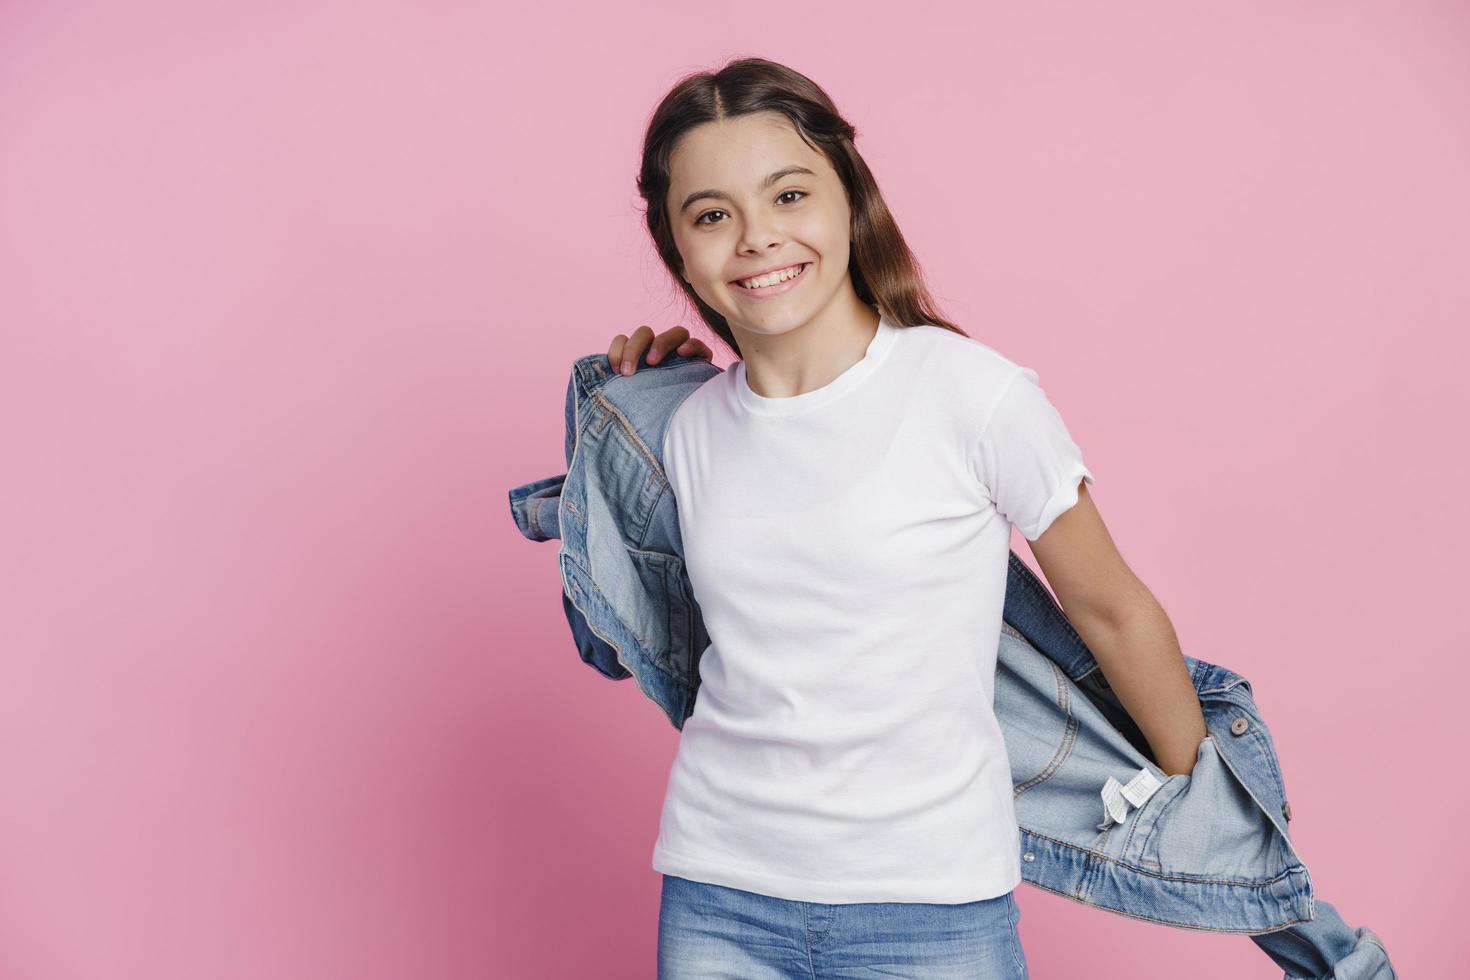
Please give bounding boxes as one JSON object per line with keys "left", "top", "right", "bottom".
{"left": 508, "top": 474, "right": 565, "bottom": 542}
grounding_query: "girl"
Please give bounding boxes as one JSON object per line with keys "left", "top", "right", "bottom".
{"left": 605, "top": 57, "right": 1207, "bottom": 979}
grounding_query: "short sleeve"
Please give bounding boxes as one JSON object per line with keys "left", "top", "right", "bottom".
{"left": 974, "top": 366, "right": 1095, "bottom": 541}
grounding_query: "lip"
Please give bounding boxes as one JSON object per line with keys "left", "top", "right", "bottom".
{"left": 729, "top": 262, "right": 811, "bottom": 300}
{"left": 730, "top": 260, "right": 807, "bottom": 284}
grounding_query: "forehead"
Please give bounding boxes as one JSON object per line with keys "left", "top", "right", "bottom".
{"left": 668, "top": 113, "right": 828, "bottom": 193}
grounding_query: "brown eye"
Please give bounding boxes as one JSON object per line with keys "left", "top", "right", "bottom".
{"left": 694, "top": 191, "right": 805, "bottom": 227}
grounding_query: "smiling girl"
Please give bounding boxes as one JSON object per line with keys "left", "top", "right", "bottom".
{"left": 607, "top": 57, "right": 1208, "bottom": 979}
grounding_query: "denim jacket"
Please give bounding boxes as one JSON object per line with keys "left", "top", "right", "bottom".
{"left": 508, "top": 350, "right": 1396, "bottom": 978}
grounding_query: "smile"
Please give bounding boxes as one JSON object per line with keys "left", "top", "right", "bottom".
{"left": 731, "top": 262, "right": 811, "bottom": 298}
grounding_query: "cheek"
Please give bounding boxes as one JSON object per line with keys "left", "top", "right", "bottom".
{"left": 672, "top": 236, "right": 712, "bottom": 280}
{"left": 798, "top": 211, "right": 848, "bottom": 259}
{"left": 679, "top": 254, "right": 725, "bottom": 300}
{"left": 689, "top": 260, "right": 724, "bottom": 291}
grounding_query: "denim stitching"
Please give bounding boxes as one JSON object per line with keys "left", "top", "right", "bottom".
{"left": 1138, "top": 772, "right": 1193, "bottom": 865}
{"left": 1244, "top": 722, "right": 1285, "bottom": 794}
{"left": 1021, "top": 878, "right": 1314, "bottom": 934}
{"left": 1022, "top": 828, "right": 1308, "bottom": 886}
{"left": 1122, "top": 738, "right": 1202, "bottom": 857}
{"left": 591, "top": 387, "right": 668, "bottom": 485}
{"left": 557, "top": 565, "right": 687, "bottom": 729}
{"left": 1005, "top": 892, "right": 1027, "bottom": 977}
{"left": 801, "top": 902, "right": 818, "bottom": 980}
{"left": 1013, "top": 660, "right": 1078, "bottom": 799}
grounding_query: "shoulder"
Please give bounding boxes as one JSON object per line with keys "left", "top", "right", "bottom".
{"left": 899, "top": 323, "right": 1022, "bottom": 379}
{"left": 666, "top": 365, "right": 727, "bottom": 428}
{"left": 896, "top": 323, "right": 1030, "bottom": 418}
{"left": 660, "top": 366, "right": 728, "bottom": 463}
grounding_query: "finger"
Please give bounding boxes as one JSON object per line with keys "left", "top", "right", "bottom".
{"left": 617, "top": 325, "right": 655, "bottom": 375}
{"left": 606, "top": 334, "right": 628, "bottom": 371}
{"left": 646, "top": 326, "right": 691, "bottom": 364}
{"left": 679, "top": 338, "right": 714, "bottom": 361}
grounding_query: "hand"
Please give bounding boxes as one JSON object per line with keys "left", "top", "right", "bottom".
{"left": 607, "top": 324, "right": 713, "bottom": 376}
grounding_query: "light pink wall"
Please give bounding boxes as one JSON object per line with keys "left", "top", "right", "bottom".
{"left": 2, "top": 1, "right": 1464, "bottom": 977}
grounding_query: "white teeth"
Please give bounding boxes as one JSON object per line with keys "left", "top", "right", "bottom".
{"left": 737, "top": 263, "right": 806, "bottom": 289}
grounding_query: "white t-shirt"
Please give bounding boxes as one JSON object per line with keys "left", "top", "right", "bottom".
{"left": 652, "top": 312, "right": 1095, "bottom": 904}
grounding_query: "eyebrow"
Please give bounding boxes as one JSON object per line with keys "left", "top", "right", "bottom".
{"left": 678, "top": 165, "right": 818, "bottom": 214}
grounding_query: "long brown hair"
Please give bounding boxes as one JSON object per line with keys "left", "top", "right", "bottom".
{"left": 635, "top": 56, "right": 968, "bottom": 357}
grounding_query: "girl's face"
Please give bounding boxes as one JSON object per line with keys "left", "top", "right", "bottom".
{"left": 667, "top": 111, "right": 855, "bottom": 342}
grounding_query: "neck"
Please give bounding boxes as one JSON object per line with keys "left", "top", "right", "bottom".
{"left": 733, "top": 295, "right": 881, "bottom": 400}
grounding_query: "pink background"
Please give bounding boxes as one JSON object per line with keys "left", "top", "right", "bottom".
{"left": 2, "top": 1, "right": 1465, "bottom": 977}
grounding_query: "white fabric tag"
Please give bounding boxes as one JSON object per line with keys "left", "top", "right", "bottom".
{"left": 1122, "top": 768, "right": 1163, "bottom": 806}
{"left": 1097, "top": 767, "right": 1165, "bottom": 829}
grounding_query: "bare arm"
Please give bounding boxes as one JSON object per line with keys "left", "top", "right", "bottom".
{"left": 1028, "top": 481, "right": 1209, "bottom": 776}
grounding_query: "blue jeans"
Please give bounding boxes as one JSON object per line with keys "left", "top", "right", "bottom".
{"left": 658, "top": 874, "right": 1029, "bottom": 979}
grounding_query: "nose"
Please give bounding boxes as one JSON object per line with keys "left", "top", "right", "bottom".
{"left": 737, "top": 216, "right": 784, "bottom": 255}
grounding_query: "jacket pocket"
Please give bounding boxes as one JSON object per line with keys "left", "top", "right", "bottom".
{"left": 626, "top": 547, "right": 695, "bottom": 683}
{"left": 996, "top": 626, "right": 1079, "bottom": 799}
{"left": 1129, "top": 733, "right": 1293, "bottom": 881}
